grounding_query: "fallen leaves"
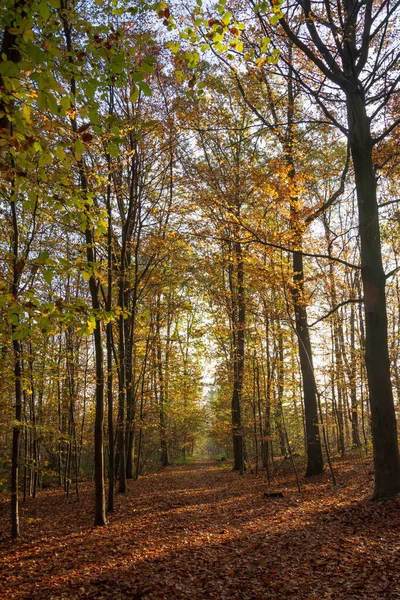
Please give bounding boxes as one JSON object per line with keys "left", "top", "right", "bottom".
{"left": 1, "top": 458, "right": 400, "bottom": 599}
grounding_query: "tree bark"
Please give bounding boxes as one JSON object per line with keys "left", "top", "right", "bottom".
{"left": 231, "top": 240, "right": 245, "bottom": 474}
{"left": 292, "top": 251, "right": 323, "bottom": 476}
{"left": 347, "top": 90, "right": 400, "bottom": 498}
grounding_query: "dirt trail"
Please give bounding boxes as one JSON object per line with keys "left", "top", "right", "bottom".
{"left": 1, "top": 459, "right": 400, "bottom": 599}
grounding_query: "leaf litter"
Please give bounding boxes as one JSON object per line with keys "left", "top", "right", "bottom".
{"left": 1, "top": 457, "right": 400, "bottom": 599}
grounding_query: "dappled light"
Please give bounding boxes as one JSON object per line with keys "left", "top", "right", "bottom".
{"left": 1, "top": 459, "right": 400, "bottom": 599}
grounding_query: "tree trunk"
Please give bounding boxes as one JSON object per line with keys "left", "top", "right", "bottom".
{"left": 347, "top": 90, "right": 400, "bottom": 498}
{"left": 292, "top": 249, "right": 324, "bottom": 476}
{"left": 60, "top": 1, "right": 106, "bottom": 525}
{"left": 117, "top": 283, "right": 127, "bottom": 493}
{"left": 231, "top": 240, "right": 245, "bottom": 474}
{"left": 11, "top": 334, "right": 22, "bottom": 539}
{"left": 284, "top": 60, "right": 323, "bottom": 476}
{"left": 348, "top": 302, "right": 361, "bottom": 447}
{"left": 276, "top": 328, "right": 286, "bottom": 457}
{"left": 156, "top": 301, "right": 169, "bottom": 467}
{"left": 106, "top": 322, "right": 114, "bottom": 512}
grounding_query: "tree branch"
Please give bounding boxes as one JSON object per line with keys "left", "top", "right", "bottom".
{"left": 308, "top": 298, "right": 363, "bottom": 327}
{"left": 305, "top": 144, "right": 350, "bottom": 223}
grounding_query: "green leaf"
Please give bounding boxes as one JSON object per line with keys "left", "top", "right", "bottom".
{"left": 39, "top": 251, "right": 49, "bottom": 263}
{"left": 141, "top": 62, "right": 154, "bottom": 74}
{"left": 261, "top": 36, "right": 270, "bottom": 52}
{"left": 107, "top": 141, "right": 119, "bottom": 157}
{"left": 166, "top": 41, "right": 180, "bottom": 54}
{"left": 138, "top": 81, "right": 152, "bottom": 97}
{"left": 87, "top": 313, "right": 96, "bottom": 333}
{"left": 0, "top": 61, "right": 20, "bottom": 78}
{"left": 25, "top": 42, "right": 45, "bottom": 65}
{"left": 132, "top": 71, "right": 144, "bottom": 82}
{"left": 222, "top": 11, "right": 232, "bottom": 25}
{"left": 74, "top": 138, "right": 86, "bottom": 161}
{"left": 55, "top": 146, "right": 66, "bottom": 161}
{"left": 44, "top": 270, "right": 53, "bottom": 284}
{"left": 129, "top": 85, "right": 139, "bottom": 103}
{"left": 110, "top": 54, "right": 124, "bottom": 74}
{"left": 38, "top": 1, "right": 51, "bottom": 20}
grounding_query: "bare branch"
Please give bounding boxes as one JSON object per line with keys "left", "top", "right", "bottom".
{"left": 308, "top": 298, "right": 363, "bottom": 327}
{"left": 305, "top": 144, "right": 350, "bottom": 223}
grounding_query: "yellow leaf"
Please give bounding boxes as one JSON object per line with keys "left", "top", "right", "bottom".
{"left": 23, "top": 30, "right": 35, "bottom": 41}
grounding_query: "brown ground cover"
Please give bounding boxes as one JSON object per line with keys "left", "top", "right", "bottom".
{"left": 1, "top": 457, "right": 400, "bottom": 599}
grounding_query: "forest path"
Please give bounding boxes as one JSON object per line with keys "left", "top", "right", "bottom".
{"left": 1, "top": 459, "right": 400, "bottom": 599}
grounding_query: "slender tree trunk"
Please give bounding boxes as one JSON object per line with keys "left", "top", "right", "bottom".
{"left": 125, "top": 337, "right": 135, "bottom": 479}
{"left": 261, "top": 359, "right": 271, "bottom": 475}
{"left": 231, "top": 239, "right": 245, "bottom": 474}
{"left": 256, "top": 359, "right": 268, "bottom": 475}
{"left": 276, "top": 327, "right": 286, "bottom": 457}
{"left": 106, "top": 322, "right": 114, "bottom": 511}
{"left": 117, "top": 282, "right": 127, "bottom": 492}
{"left": 292, "top": 248, "right": 324, "bottom": 475}
{"left": 251, "top": 352, "right": 259, "bottom": 475}
{"left": 156, "top": 300, "right": 169, "bottom": 467}
{"left": 23, "top": 384, "right": 28, "bottom": 504}
{"left": 92, "top": 317, "right": 106, "bottom": 524}
{"left": 135, "top": 335, "right": 149, "bottom": 480}
{"left": 333, "top": 318, "right": 345, "bottom": 456}
{"left": 284, "top": 62, "right": 323, "bottom": 476}
{"left": 105, "top": 303, "right": 114, "bottom": 510}
{"left": 60, "top": 1, "right": 106, "bottom": 524}
{"left": 10, "top": 180, "right": 22, "bottom": 538}
{"left": 348, "top": 302, "right": 361, "bottom": 447}
{"left": 11, "top": 333, "right": 22, "bottom": 539}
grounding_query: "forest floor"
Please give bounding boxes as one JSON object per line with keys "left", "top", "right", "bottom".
{"left": 1, "top": 456, "right": 400, "bottom": 599}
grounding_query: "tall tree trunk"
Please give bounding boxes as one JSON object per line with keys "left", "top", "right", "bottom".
{"left": 325, "top": 250, "right": 346, "bottom": 457}
{"left": 1, "top": 0, "right": 27, "bottom": 541}
{"left": 276, "top": 327, "right": 286, "bottom": 457}
{"left": 11, "top": 333, "right": 22, "bottom": 539}
{"left": 10, "top": 177, "right": 22, "bottom": 538}
{"left": 125, "top": 326, "right": 135, "bottom": 479}
{"left": 256, "top": 359, "right": 268, "bottom": 474}
{"left": 60, "top": 0, "right": 106, "bottom": 525}
{"left": 92, "top": 317, "right": 106, "bottom": 525}
{"left": 106, "top": 214, "right": 115, "bottom": 510}
{"left": 231, "top": 239, "right": 245, "bottom": 474}
{"left": 117, "top": 276, "right": 127, "bottom": 492}
{"left": 156, "top": 300, "right": 169, "bottom": 467}
{"left": 292, "top": 248, "right": 324, "bottom": 475}
{"left": 285, "top": 57, "right": 323, "bottom": 477}
{"left": 346, "top": 301, "right": 361, "bottom": 447}
{"left": 347, "top": 90, "right": 400, "bottom": 498}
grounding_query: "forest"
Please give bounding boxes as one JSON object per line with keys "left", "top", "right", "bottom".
{"left": 1, "top": 0, "right": 400, "bottom": 598}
